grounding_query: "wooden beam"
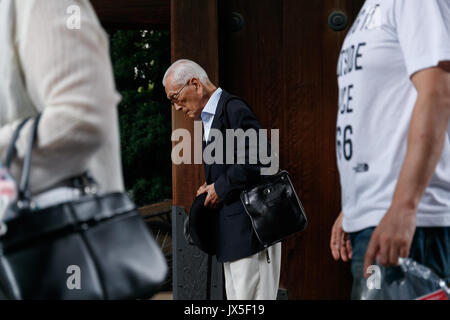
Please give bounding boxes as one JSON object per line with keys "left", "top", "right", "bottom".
{"left": 171, "top": 0, "right": 219, "bottom": 212}
{"left": 91, "top": 0, "right": 170, "bottom": 29}
{"left": 139, "top": 200, "right": 172, "bottom": 218}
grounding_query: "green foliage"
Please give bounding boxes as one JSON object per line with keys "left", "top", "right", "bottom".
{"left": 108, "top": 30, "right": 172, "bottom": 206}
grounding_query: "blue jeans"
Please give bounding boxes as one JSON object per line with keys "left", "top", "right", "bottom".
{"left": 349, "top": 227, "right": 450, "bottom": 300}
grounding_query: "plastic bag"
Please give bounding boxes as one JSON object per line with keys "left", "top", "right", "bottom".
{"left": 361, "top": 258, "right": 450, "bottom": 300}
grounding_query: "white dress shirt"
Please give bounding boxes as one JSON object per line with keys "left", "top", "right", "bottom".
{"left": 201, "top": 88, "right": 223, "bottom": 142}
{"left": 0, "top": 0, "right": 124, "bottom": 195}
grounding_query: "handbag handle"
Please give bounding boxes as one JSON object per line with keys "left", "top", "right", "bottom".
{"left": 17, "top": 115, "right": 42, "bottom": 206}
{"left": 6, "top": 114, "right": 99, "bottom": 209}
{"left": 4, "top": 118, "right": 31, "bottom": 169}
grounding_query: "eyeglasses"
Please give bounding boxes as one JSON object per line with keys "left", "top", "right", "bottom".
{"left": 169, "top": 82, "right": 189, "bottom": 107}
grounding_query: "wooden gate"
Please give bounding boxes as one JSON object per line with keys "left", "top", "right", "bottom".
{"left": 94, "top": 0, "right": 365, "bottom": 300}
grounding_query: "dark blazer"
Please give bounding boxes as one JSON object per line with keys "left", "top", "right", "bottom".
{"left": 203, "top": 90, "right": 269, "bottom": 263}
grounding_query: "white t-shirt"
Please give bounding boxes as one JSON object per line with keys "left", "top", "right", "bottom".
{"left": 336, "top": 0, "right": 450, "bottom": 232}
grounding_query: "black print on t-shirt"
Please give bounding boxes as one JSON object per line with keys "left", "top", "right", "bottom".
{"left": 336, "top": 41, "right": 367, "bottom": 163}
{"left": 353, "top": 163, "right": 370, "bottom": 173}
{"left": 337, "top": 5, "right": 380, "bottom": 165}
{"left": 337, "top": 42, "right": 366, "bottom": 78}
{"left": 339, "top": 84, "right": 353, "bottom": 114}
{"left": 336, "top": 125, "right": 353, "bottom": 161}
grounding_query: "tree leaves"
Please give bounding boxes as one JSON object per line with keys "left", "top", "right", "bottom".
{"left": 109, "top": 29, "right": 171, "bottom": 206}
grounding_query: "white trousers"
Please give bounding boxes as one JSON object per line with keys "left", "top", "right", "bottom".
{"left": 223, "top": 242, "right": 282, "bottom": 300}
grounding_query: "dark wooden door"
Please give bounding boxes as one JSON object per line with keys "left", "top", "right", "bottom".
{"left": 219, "top": 0, "right": 364, "bottom": 300}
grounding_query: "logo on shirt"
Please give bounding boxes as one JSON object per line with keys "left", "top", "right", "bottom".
{"left": 353, "top": 163, "right": 369, "bottom": 173}
{"left": 350, "top": 4, "right": 382, "bottom": 34}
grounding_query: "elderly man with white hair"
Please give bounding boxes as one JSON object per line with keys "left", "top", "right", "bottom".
{"left": 163, "top": 59, "right": 282, "bottom": 300}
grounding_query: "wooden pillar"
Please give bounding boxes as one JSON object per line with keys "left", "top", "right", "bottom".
{"left": 171, "top": 0, "right": 219, "bottom": 212}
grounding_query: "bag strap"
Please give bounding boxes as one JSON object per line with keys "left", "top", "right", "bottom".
{"left": 17, "top": 114, "right": 42, "bottom": 206}
{"left": 14, "top": 115, "right": 98, "bottom": 207}
{"left": 4, "top": 118, "right": 31, "bottom": 169}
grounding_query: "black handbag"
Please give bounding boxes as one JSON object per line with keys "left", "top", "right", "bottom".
{"left": 0, "top": 115, "right": 167, "bottom": 300}
{"left": 223, "top": 97, "right": 308, "bottom": 247}
{"left": 240, "top": 170, "right": 307, "bottom": 247}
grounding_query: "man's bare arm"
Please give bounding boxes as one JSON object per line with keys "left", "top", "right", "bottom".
{"left": 363, "top": 62, "right": 450, "bottom": 275}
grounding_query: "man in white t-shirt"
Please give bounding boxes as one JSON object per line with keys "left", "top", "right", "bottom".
{"left": 329, "top": 0, "right": 450, "bottom": 299}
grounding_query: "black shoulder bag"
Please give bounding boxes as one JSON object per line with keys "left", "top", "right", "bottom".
{"left": 223, "top": 96, "right": 308, "bottom": 248}
{"left": 0, "top": 115, "right": 167, "bottom": 300}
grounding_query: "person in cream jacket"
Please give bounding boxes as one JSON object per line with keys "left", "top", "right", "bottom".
{"left": 0, "top": 0, "right": 124, "bottom": 205}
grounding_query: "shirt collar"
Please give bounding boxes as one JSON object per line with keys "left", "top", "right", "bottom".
{"left": 201, "top": 88, "right": 222, "bottom": 118}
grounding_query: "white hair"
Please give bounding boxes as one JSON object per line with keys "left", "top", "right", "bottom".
{"left": 162, "top": 59, "right": 210, "bottom": 87}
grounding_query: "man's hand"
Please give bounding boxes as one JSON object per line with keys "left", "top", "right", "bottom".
{"left": 363, "top": 205, "right": 416, "bottom": 278}
{"left": 361, "top": 64, "right": 450, "bottom": 278}
{"left": 203, "top": 184, "right": 222, "bottom": 209}
{"left": 330, "top": 211, "right": 352, "bottom": 262}
{"left": 196, "top": 182, "right": 207, "bottom": 196}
